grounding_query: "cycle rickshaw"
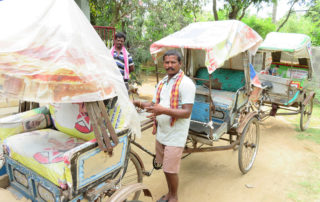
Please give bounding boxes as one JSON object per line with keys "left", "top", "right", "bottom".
{"left": 134, "top": 20, "right": 264, "bottom": 174}
{"left": 256, "top": 32, "right": 315, "bottom": 131}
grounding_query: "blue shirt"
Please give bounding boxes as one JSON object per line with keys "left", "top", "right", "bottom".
{"left": 112, "top": 50, "right": 134, "bottom": 79}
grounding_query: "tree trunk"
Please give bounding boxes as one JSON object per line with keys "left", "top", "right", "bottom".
{"left": 228, "top": 5, "right": 239, "bottom": 19}
{"left": 212, "top": 0, "right": 219, "bottom": 21}
{"left": 272, "top": 0, "right": 278, "bottom": 23}
{"left": 277, "top": 0, "right": 297, "bottom": 31}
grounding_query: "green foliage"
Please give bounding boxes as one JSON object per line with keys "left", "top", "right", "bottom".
{"left": 89, "top": 0, "right": 320, "bottom": 86}
{"left": 296, "top": 129, "right": 320, "bottom": 144}
{"left": 143, "top": 1, "right": 201, "bottom": 42}
{"left": 89, "top": 0, "right": 205, "bottom": 84}
{"left": 220, "top": 0, "right": 273, "bottom": 19}
{"left": 278, "top": 14, "right": 313, "bottom": 35}
{"left": 306, "top": 0, "right": 320, "bottom": 45}
{"left": 276, "top": 13, "right": 320, "bottom": 46}
{"left": 242, "top": 16, "right": 276, "bottom": 38}
{"left": 314, "top": 87, "right": 320, "bottom": 104}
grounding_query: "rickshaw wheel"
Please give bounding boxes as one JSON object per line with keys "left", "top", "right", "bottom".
{"left": 238, "top": 117, "right": 260, "bottom": 174}
{"left": 300, "top": 97, "right": 313, "bottom": 131}
{"left": 120, "top": 152, "right": 143, "bottom": 200}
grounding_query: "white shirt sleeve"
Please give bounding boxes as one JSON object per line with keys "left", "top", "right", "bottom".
{"left": 179, "top": 77, "right": 196, "bottom": 104}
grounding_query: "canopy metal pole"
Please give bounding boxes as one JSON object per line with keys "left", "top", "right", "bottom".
{"left": 243, "top": 51, "right": 251, "bottom": 95}
{"left": 209, "top": 73, "right": 213, "bottom": 139}
{"left": 262, "top": 52, "right": 266, "bottom": 70}
{"left": 307, "top": 59, "right": 312, "bottom": 80}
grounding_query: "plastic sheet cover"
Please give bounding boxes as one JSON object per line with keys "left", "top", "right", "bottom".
{"left": 0, "top": 0, "right": 140, "bottom": 137}
{"left": 150, "top": 20, "right": 263, "bottom": 74}
{"left": 259, "top": 32, "right": 312, "bottom": 59}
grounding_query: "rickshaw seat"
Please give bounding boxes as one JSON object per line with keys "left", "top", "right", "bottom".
{"left": 1, "top": 100, "right": 130, "bottom": 190}
{"left": 3, "top": 128, "right": 128, "bottom": 190}
{"left": 0, "top": 106, "right": 52, "bottom": 143}
{"left": 0, "top": 101, "right": 128, "bottom": 143}
{"left": 3, "top": 129, "right": 84, "bottom": 188}
{"left": 193, "top": 67, "right": 247, "bottom": 123}
{"left": 195, "top": 85, "right": 236, "bottom": 110}
{"left": 195, "top": 68, "right": 245, "bottom": 92}
{"left": 49, "top": 102, "right": 128, "bottom": 141}
{"left": 269, "top": 62, "right": 308, "bottom": 85}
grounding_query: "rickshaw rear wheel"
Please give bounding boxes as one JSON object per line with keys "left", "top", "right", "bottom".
{"left": 300, "top": 97, "right": 313, "bottom": 131}
{"left": 120, "top": 152, "right": 143, "bottom": 200}
{"left": 238, "top": 117, "right": 260, "bottom": 174}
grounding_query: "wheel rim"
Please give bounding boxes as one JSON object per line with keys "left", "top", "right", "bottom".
{"left": 122, "top": 159, "right": 140, "bottom": 185}
{"left": 120, "top": 153, "right": 143, "bottom": 200}
{"left": 239, "top": 118, "right": 259, "bottom": 174}
{"left": 301, "top": 99, "right": 313, "bottom": 130}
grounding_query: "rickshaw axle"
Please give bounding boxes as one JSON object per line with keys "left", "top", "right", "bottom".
{"left": 183, "top": 139, "right": 240, "bottom": 153}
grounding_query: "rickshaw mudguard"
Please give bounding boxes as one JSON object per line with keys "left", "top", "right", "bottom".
{"left": 236, "top": 112, "right": 258, "bottom": 134}
{"left": 108, "top": 183, "right": 152, "bottom": 202}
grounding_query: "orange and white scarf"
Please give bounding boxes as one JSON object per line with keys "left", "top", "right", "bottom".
{"left": 152, "top": 71, "right": 184, "bottom": 134}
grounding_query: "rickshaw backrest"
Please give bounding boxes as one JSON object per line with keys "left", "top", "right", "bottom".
{"left": 49, "top": 101, "right": 126, "bottom": 141}
{"left": 195, "top": 68, "right": 245, "bottom": 92}
{"left": 0, "top": 107, "right": 52, "bottom": 142}
{"left": 269, "top": 62, "right": 308, "bottom": 79}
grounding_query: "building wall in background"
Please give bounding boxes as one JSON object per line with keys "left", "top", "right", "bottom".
{"left": 312, "top": 47, "right": 320, "bottom": 83}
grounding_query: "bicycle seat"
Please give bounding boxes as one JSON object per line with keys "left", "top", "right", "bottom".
{"left": 261, "top": 81, "right": 273, "bottom": 90}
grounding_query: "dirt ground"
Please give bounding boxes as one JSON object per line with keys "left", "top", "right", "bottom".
{"left": 0, "top": 74, "right": 319, "bottom": 202}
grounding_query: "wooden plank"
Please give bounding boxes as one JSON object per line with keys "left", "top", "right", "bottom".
{"left": 85, "top": 102, "right": 109, "bottom": 152}
{"left": 98, "top": 101, "right": 119, "bottom": 145}
{"left": 90, "top": 102, "right": 113, "bottom": 153}
{"left": 91, "top": 102, "right": 114, "bottom": 153}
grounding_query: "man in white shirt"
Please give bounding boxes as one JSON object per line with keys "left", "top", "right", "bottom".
{"left": 133, "top": 50, "right": 195, "bottom": 202}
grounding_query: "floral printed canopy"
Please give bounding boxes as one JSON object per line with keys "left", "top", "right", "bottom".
{"left": 150, "top": 20, "right": 263, "bottom": 74}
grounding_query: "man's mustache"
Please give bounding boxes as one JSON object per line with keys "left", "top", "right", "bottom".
{"left": 166, "top": 67, "right": 175, "bottom": 71}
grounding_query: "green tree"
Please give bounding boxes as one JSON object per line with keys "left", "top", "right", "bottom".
{"left": 276, "top": 0, "right": 314, "bottom": 31}
{"left": 242, "top": 16, "right": 276, "bottom": 38}
{"left": 89, "top": 0, "right": 205, "bottom": 84}
{"left": 306, "top": 0, "right": 320, "bottom": 45}
{"left": 212, "top": 0, "right": 273, "bottom": 20}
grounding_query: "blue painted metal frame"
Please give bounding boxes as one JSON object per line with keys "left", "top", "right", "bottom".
{"left": 4, "top": 133, "right": 130, "bottom": 201}
{"left": 77, "top": 135, "right": 128, "bottom": 189}
{"left": 0, "top": 164, "right": 6, "bottom": 176}
{"left": 5, "top": 157, "right": 63, "bottom": 202}
{"left": 191, "top": 102, "right": 229, "bottom": 124}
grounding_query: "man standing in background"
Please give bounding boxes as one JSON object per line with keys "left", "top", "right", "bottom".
{"left": 111, "top": 32, "right": 134, "bottom": 89}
